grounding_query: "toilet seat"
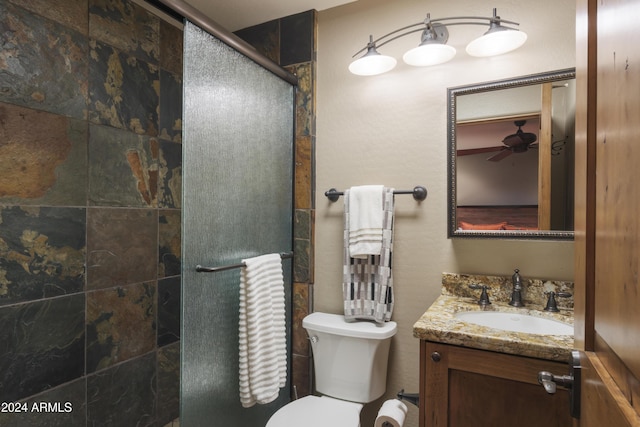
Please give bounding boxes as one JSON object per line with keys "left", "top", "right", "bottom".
{"left": 266, "top": 395, "right": 362, "bottom": 427}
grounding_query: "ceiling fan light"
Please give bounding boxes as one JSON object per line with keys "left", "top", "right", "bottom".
{"left": 348, "top": 46, "right": 397, "bottom": 76}
{"left": 466, "top": 27, "right": 527, "bottom": 57}
{"left": 403, "top": 43, "right": 456, "bottom": 67}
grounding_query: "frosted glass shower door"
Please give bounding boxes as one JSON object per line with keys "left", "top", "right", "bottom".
{"left": 181, "top": 21, "right": 295, "bottom": 426}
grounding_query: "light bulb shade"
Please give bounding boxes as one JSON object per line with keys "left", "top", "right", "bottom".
{"left": 348, "top": 47, "right": 397, "bottom": 76}
{"left": 403, "top": 43, "right": 456, "bottom": 66}
{"left": 466, "top": 27, "right": 527, "bottom": 57}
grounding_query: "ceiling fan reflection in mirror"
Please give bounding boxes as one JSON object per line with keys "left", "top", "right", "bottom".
{"left": 458, "top": 120, "right": 538, "bottom": 161}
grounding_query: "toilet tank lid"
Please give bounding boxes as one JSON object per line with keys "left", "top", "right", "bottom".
{"left": 303, "top": 312, "right": 397, "bottom": 339}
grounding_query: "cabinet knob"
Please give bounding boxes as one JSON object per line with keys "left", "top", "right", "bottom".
{"left": 431, "top": 351, "right": 441, "bottom": 362}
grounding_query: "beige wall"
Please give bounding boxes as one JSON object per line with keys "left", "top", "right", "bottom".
{"left": 316, "top": 0, "right": 575, "bottom": 425}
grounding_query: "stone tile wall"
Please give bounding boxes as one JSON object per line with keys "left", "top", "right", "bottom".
{"left": 0, "top": 0, "right": 315, "bottom": 424}
{"left": 0, "top": 0, "right": 181, "bottom": 425}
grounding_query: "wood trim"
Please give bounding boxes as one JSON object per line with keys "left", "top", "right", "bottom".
{"left": 594, "top": 333, "right": 640, "bottom": 418}
{"left": 573, "top": 0, "right": 598, "bottom": 352}
{"left": 457, "top": 112, "right": 541, "bottom": 126}
{"left": 419, "top": 340, "right": 427, "bottom": 427}
{"left": 538, "top": 82, "right": 553, "bottom": 230}
{"left": 422, "top": 340, "right": 449, "bottom": 427}
{"left": 418, "top": 340, "right": 427, "bottom": 420}
{"left": 581, "top": 351, "right": 640, "bottom": 426}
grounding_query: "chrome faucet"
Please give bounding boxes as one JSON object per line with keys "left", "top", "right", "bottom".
{"left": 508, "top": 269, "right": 524, "bottom": 307}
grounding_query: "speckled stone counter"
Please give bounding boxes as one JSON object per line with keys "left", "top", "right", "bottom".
{"left": 413, "top": 272, "right": 574, "bottom": 362}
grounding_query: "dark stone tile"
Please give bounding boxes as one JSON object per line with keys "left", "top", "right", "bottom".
{"left": 294, "top": 135, "right": 312, "bottom": 209}
{"left": 86, "top": 282, "right": 156, "bottom": 372}
{"left": 0, "top": 206, "right": 85, "bottom": 306}
{"left": 0, "top": 2, "right": 89, "bottom": 119}
{"left": 308, "top": 209, "right": 315, "bottom": 282}
{"left": 160, "top": 20, "right": 183, "bottom": 76}
{"left": 89, "top": 0, "right": 159, "bottom": 64}
{"left": 157, "top": 342, "right": 180, "bottom": 424}
{"left": 235, "top": 20, "right": 280, "bottom": 64}
{"left": 0, "top": 378, "right": 87, "bottom": 427}
{"left": 8, "top": 0, "right": 89, "bottom": 35}
{"left": 88, "top": 39, "right": 159, "bottom": 136}
{"left": 286, "top": 62, "right": 313, "bottom": 138}
{"left": 0, "top": 294, "right": 85, "bottom": 401}
{"left": 86, "top": 208, "right": 158, "bottom": 290}
{"left": 158, "top": 210, "right": 181, "bottom": 278}
{"left": 293, "top": 238, "right": 310, "bottom": 283}
{"left": 159, "top": 70, "right": 182, "bottom": 143}
{"left": 87, "top": 352, "right": 156, "bottom": 427}
{"left": 280, "top": 11, "right": 315, "bottom": 66}
{"left": 0, "top": 103, "right": 88, "bottom": 206}
{"left": 292, "top": 282, "right": 310, "bottom": 356}
{"left": 88, "top": 124, "right": 159, "bottom": 207}
{"left": 294, "top": 209, "right": 310, "bottom": 240}
{"left": 292, "top": 354, "right": 311, "bottom": 397}
{"left": 158, "top": 139, "right": 182, "bottom": 209}
{"left": 157, "top": 276, "right": 180, "bottom": 346}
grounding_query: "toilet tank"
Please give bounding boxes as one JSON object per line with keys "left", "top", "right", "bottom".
{"left": 303, "top": 312, "right": 397, "bottom": 403}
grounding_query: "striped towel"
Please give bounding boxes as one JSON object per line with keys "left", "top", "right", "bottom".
{"left": 343, "top": 187, "right": 395, "bottom": 323}
{"left": 238, "top": 253, "right": 287, "bottom": 408}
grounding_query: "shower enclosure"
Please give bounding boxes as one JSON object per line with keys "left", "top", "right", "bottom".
{"left": 181, "top": 19, "right": 295, "bottom": 426}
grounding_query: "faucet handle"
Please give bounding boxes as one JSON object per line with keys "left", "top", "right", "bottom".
{"left": 544, "top": 291, "right": 572, "bottom": 312}
{"left": 512, "top": 269, "right": 522, "bottom": 287}
{"left": 469, "top": 284, "right": 491, "bottom": 306}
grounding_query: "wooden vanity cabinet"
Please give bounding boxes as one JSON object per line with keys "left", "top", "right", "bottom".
{"left": 420, "top": 340, "right": 573, "bottom": 427}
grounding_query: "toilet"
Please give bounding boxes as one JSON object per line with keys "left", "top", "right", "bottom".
{"left": 266, "top": 311, "right": 397, "bottom": 427}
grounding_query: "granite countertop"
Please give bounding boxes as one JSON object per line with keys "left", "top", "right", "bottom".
{"left": 413, "top": 273, "right": 575, "bottom": 362}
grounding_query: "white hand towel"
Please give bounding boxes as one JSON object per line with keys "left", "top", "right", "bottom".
{"left": 348, "top": 185, "right": 384, "bottom": 258}
{"left": 238, "top": 253, "right": 286, "bottom": 408}
{"left": 343, "top": 187, "right": 395, "bottom": 323}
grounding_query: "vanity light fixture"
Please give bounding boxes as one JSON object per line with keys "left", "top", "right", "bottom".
{"left": 349, "top": 8, "right": 527, "bottom": 76}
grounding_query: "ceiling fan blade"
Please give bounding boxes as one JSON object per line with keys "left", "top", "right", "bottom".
{"left": 457, "top": 146, "right": 504, "bottom": 156}
{"left": 502, "top": 120, "right": 537, "bottom": 146}
{"left": 487, "top": 149, "right": 513, "bottom": 162}
{"left": 502, "top": 133, "right": 537, "bottom": 147}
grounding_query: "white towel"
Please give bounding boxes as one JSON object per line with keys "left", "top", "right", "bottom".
{"left": 343, "top": 187, "right": 396, "bottom": 323}
{"left": 238, "top": 253, "right": 287, "bottom": 408}
{"left": 347, "top": 185, "right": 384, "bottom": 258}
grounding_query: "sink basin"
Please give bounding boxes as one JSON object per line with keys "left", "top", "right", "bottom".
{"left": 454, "top": 311, "right": 573, "bottom": 336}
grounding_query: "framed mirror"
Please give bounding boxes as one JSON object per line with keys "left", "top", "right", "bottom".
{"left": 447, "top": 68, "right": 576, "bottom": 239}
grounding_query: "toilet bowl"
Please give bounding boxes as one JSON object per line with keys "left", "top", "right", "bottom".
{"left": 266, "top": 312, "right": 397, "bottom": 427}
{"left": 266, "top": 395, "right": 362, "bottom": 427}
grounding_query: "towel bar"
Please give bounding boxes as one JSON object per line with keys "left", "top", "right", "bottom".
{"left": 196, "top": 252, "right": 293, "bottom": 273}
{"left": 324, "top": 186, "right": 427, "bottom": 202}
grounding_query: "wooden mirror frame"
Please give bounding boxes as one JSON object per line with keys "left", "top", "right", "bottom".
{"left": 447, "top": 68, "right": 576, "bottom": 239}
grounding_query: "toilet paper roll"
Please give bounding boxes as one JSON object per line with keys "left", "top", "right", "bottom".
{"left": 374, "top": 399, "right": 408, "bottom": 427}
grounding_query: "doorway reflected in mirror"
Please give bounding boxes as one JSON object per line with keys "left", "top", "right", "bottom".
{"left": 447, "top": 69, "right": 576, "bottom": 239}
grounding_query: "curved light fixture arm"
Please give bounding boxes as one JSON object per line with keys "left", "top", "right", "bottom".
{"left": 429, "top": 21, "right": 519, "bottom": 29}
{"left": 351, "top": 8, "right": 522, "bottom": 58}
{"left": 429, "top": 16, "right": 520, "bottom": 28}
{"left": 352, "top": 22, "right": 427, "bottom": 57}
